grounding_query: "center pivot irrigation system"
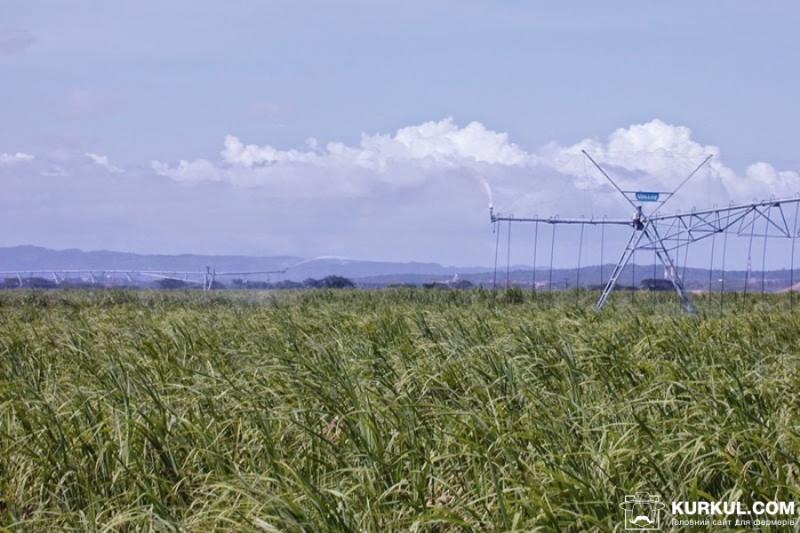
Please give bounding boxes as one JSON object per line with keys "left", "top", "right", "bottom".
{"left": 490, "top": 150, "right": 800, "bottom": 314}
{"left": 0, "top": 266, "right": 288, "bottom": 291}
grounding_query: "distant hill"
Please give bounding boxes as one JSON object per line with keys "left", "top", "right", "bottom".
{"left": 0, "top": 246, "right": 491, "bottom": 282}
{"left": 0, "top": 245, "right": 298, "bottom": 273}
{"left": 0, "top": 246, "right": 797, "bottom": 291}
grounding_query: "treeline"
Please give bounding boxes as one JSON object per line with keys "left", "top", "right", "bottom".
{"left": 0, "top": 275, "right": 358, "bottom": 290}
{"left": 228, "top": 275, "right": 356, "bottom": 290}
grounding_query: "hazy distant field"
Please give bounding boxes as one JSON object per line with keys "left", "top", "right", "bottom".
{"left": 1, "top": 289, "right": 799, "bottom": 531}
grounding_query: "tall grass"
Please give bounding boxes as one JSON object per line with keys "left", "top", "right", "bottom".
{"left": 1, "top": 289, "right": 799, "bottom": 531}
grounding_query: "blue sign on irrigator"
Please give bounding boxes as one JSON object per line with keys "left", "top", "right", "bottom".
{"left": 635, "top": 191, "right": 660, "bottom": 202}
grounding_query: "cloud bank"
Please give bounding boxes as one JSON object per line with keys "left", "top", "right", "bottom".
{"left": 5, "top": 118, "right": 800, "bottom": 264}
{"left": 0, "top": 152, "right": 34, "bottom": 166}
{"left": 150, "top": 118, "right": 798, "bottom": 213}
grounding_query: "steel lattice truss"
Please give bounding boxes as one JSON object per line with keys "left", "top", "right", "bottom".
{"left": 490, "top": 150, "right": 800, "bottom": 314}
{"left": 650, "top": 199, "right": 798, "bottom": 251}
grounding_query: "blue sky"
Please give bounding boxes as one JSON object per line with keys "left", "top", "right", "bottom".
{"left": 2, "top": 1, "right": 799, "bottom": 265}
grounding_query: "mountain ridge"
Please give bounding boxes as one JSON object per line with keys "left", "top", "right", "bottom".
{"left": 0, "top": 245, "right": 492, "bottom": 281}
{"left": 1, "top": 245, "right": 797, "bottom": 290}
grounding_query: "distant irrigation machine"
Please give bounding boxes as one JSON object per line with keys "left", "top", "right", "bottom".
{"left": 490, "top": 150, "right": 800, "bottom": 314}
{"left": 0, "top": 266, "right": 288, "bottom": 291}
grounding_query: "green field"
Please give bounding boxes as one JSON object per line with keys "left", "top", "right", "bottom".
{"left": 1, "top": 290, "right": 799, "bottom": 531}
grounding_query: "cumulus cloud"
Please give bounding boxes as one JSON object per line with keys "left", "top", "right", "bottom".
{"left": 7, "top": 118, "right": 800, "bottom": 265}
{"left": 151, "top": 159, "right": 224, "bottom": 183}
{"left": 356, "top": 118, "right": 530, "bottom": 166}
{"left": 0, "top": 147, "right": 129, "bottom": 178}
{"left": 0, "top": 152, "right": 34, "bottom": 165}
{"left": 221, "top": 135, "right": 318, "bottom": 166}
{"left": 152, "top": 118, "right": 534, "bottom": 199}
{"left": 151, "top": 117, "right": 800, "bottom": 218}
{"left": 217, "top": 118, "right": 530, "bottom": 170}
{"left": 741, "top": 162, "right": 800, "bottom": 199}
{"left": 86, "top": 152, "right": 123, "bottom": 173}
{"left": 541, "top": 119, "right": 800, "bottom": 212}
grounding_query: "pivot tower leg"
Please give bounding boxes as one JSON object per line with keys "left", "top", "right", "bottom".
{"left": 643, "top": 224, "right": 697, "bottom": 315}
{"left": 595, "top": 229, "right": 646, "bottom": 310}
{"left": 594, "top": 223, "right": 698, "bottom": 315}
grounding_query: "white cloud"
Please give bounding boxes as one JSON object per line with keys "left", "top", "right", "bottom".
{"left": 0, "top": 152, "right": 34, "bottom": 165}
{"left": 221, "top": 135, "right": 317, "bottom": 167}
{"left": 86, "top": 152, "right": 123, "bottom": 173}
{"left": 151, "top": 118, "right": 800, "bottom": 216}
{"left": 41, "top": 166, "right": 68, "bottom": 177}
{"left": 7, "top": 118, "right": 800, "bottom": 266}
{"left": 219, "top": 118, "right": 529, "bottom": 169}
{"left": 155, "top": 118, "right": 532, "bottom": 197}
{"left": 151, "top": 159, "right": 224, "bottom": 183}
{"left": 741, "top": 162, "right": 800, "bottom": 199}
{"left": 362, "top": 118, "right": 530, "bottom": 166}
{"left": 540, "top": 119, "right": 723, "bottom": 185}
{"left": 538, "top": 119, "right": 799, "bottom": 208}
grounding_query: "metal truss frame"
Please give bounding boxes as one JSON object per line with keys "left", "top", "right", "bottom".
{"left": 489, "top": 150, "right": 800, "bottom": 314}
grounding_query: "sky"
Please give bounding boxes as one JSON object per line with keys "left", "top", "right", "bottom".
{"left": 2, "top": 1, "right": 800, "bottom": 266}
